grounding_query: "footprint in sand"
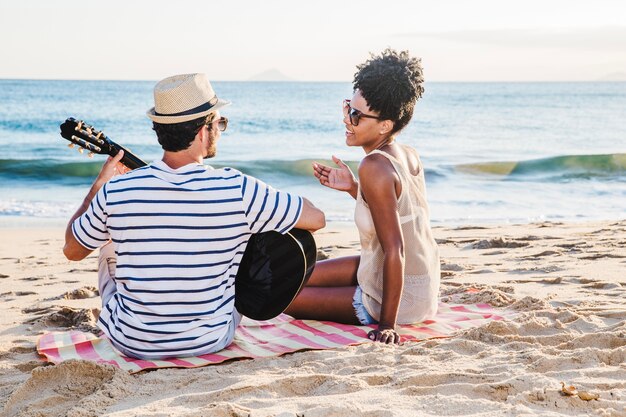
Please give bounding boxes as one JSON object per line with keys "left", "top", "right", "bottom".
{"left": 22, "top": 306, "right": 54, "bottom": 314}
{"left": 555, "top": 242, "right": 582, "bottom": 249}
{"left": 520, "top": 250, "right": 562, "bottom": 259}
{"left": 26, "top": 306, "right": 100, "bottom": 333}
{"left": 14, "top": 291, "right": 37, "bottom": 296}
{"left": 582, "top": 281, "right": 621, "bottom": 290}
{"left": 440, "top": 285, "right": 516, "bottom": 307}
{"left": 14, "top": 361, "right": 52, "bottom": 372}
{"left": 9, "top": 345, "right": 37, "bottom": 354}
{"left": 61, "top": 286, "right": 99, "bottom": 300}
{"left": 440, "top": 262, "right": 466, "bottom": 278}
{"left": 464, "top": 238, "right": 529, "bottom": 250}
{"left": 505, "top": 277, "right": 563, "bottom": 285}
{"left": 483, "top": 250, "right": 508, "bottom": 256}
{"left": 435, "top": 238, "right": 456, "bottom": 245}
{"left": 540, "top": 277, "right": 563, "bottom": 284}
{"left": 507, "top": 265, "right": 563, "bottom": 274}
{"left": 535, "top": 222, "right": 564, "bottom": 228}
{"left": 441, "top": 262, "right": 465, "bottom": 272}
{"left": 579, "top": 253, "right": 626, "bottom": 260}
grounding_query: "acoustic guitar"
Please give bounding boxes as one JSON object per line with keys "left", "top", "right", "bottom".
{"left": 59, "top": 118, "right": 316, "bottom": 320}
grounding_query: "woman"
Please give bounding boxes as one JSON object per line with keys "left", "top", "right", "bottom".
{"left": 285, "top": 49, "right": 440, "bottom": 344}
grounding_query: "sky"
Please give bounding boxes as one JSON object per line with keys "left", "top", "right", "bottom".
{"left": 1, "top": 0, "right": 625, "bottom": 82}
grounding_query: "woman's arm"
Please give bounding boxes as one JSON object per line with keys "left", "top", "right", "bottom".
{"left": 358, "top": 154, "right": 404, "bottom": 344}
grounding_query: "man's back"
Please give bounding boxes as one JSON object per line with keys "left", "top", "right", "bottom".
{"left": 73, "top": 160, "right": 303, "bottom": 358}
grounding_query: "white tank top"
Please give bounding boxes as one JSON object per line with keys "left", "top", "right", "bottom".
{"left": 355, "top": 148, "right": 440, "bottom": 324}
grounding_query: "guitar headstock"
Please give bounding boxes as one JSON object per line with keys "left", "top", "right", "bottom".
{"left": 59, "top": 118, "right": 112, "bottom": 158}
{"left": 59, "top": 117, "right": 147, "bottom": 170}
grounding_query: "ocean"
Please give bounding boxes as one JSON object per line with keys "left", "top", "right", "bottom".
{"left": 0, "top": 79, "right": 624, "bottom": 226}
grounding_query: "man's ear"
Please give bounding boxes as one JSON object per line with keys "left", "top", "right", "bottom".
{"left": 196, "top": 124, "right": 208, "bottom": 142}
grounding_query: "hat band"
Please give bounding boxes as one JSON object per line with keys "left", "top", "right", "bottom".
{"left": 154, "top": 96, "right": 219, "bottom": 117}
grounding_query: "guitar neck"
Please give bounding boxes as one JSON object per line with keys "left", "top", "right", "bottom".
{"left": 109, "top": 142, "right": 147, "bottom": 170}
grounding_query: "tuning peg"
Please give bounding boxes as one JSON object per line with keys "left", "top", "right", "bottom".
{"left": 75, "top": 121, "right": 83, "bottom": 131}
{"left": 78, "top": 147, "right": 84, "bottom": 154}
{"left": 67, "top": 143, "right": 75, "bottom": 148}
{"left": 88, "top": 152, "right": 94, "bottom": 158}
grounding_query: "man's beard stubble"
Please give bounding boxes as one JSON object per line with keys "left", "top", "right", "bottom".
{"left": 204, "top": 131, "right": 217, "bottom": 159}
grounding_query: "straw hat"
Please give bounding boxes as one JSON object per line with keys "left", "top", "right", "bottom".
{"left": 146, "top": 73, "right": 230, "bottom": 124}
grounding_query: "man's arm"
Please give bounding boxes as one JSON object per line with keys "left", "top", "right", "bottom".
{"left": 293, "top": 197, "right": 326, "bottom": 232}
{"left": 63, "top": 183, "right": 102, "bottom": 261}
{"left": 63, "top": 151, "right": 126, "bottom": 261}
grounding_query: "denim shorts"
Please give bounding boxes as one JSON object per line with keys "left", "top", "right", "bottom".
{"left": 353, "top": 286, "right": 378, "bottom": 325}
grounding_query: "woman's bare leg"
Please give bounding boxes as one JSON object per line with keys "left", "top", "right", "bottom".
{"left": 284, "top": 256, "right": 361, "bottom": 323}
{"left": 305, "top": 256, "right": 360, "bottom": 287}
{"left": 284, "top": 286, "right": 359, "bottom": 324}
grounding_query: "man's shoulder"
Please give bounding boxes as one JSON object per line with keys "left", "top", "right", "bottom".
{"left": 105, "top": 165, "right": 154, "bottom": 188}
{"left": 211, "top": 166, "right": 243, "bottom": 178}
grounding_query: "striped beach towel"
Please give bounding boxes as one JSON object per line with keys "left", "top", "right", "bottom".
{"left": 37, "top": 302, "right": 513, "bottom": 373}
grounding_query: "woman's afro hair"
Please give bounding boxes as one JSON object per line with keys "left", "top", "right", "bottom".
{"left": 353, "top": 48, "right": 425, "bottom": 135}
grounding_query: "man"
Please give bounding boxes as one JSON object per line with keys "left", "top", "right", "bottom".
{"left": 63, "top": 73, "right": 325, "bottom": 359}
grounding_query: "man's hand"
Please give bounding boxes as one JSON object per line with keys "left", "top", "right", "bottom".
{"left": 312, "top": 156, "right": 357, "bottom": 198}
{"left": 95, "top": 150, "right": 129, "bottom": 186}
{"left": 367, "top": 325, "right": 400, "bottom": 345}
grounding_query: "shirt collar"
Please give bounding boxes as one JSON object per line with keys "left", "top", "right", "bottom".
{"left": 151, "top": 159, "right": 213, "bottom": 173}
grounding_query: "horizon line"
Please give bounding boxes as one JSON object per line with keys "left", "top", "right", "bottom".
{"left": 1, "top": 77, "right": 625, "bottom": 83}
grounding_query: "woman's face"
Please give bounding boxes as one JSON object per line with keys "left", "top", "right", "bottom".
{"left": 343, "top": 90, "right": 383, "bottom": 150}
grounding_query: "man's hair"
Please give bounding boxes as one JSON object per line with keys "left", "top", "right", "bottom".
{"left": 353, "top": 48, "right": 425, "bottom": 135}
{"left": 152, "top": 113, "right": 216, "bottom": 152}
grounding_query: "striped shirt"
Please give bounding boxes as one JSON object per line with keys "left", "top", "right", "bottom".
{"left": 72, "top": 160, "right": 303, "bottom": 359}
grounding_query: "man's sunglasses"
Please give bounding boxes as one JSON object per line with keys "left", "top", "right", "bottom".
{"left": 343, "top": 99, "right": 382, "bottom": 126}
{"left": 207, "top": 116, "right": 228, "bottom": 132}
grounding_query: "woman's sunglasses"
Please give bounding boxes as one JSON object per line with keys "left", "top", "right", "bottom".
{"left": 207, "top": 116, "right": 229, "bottom": 132}
{"left": 343, "top": 99, "right": 382, "bottom": 126}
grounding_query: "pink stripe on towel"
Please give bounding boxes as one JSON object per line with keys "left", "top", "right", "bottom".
{"left": 290, "top": 320, "right": 362, "bottom": 346}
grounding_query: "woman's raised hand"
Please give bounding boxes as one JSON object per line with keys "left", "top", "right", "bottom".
{"left": 313, "top": 156, "right": 357, "bottom": 195}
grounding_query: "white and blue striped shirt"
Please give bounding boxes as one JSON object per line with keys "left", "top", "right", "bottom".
{"left": 72, "top": 160, "right": 302, "bottom": 359}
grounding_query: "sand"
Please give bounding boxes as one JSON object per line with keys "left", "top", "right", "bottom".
{"left": 0, "top": 220, "right": 624, "bottom": 417}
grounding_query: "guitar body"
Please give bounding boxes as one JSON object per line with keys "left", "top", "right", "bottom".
{"left": 59, "top": 117, "right": 316, "bottom": 320}
{"left": 235, "top": 228, "right": 316, "bottom": 320}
